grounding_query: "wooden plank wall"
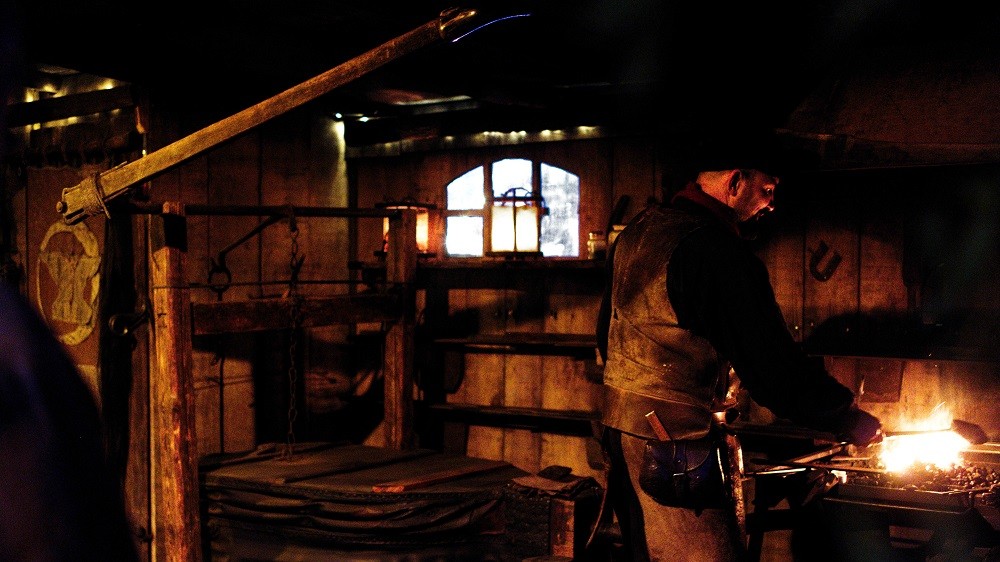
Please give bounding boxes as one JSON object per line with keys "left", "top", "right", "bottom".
{"left": 770, "top": 170, "right": 1000, "bottom": 439}
{"left": 148, "top": 103, "right": 352, "bottom": 457}
{"left": 353, "top": 138, "right": 658, "bottom": 481}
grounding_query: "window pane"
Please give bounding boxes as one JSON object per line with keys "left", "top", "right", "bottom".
{"left": 445, "top": 216, "right": 483, "bottom": 256}
{"left": 447, "top": 167, "right": 486, "bottom": 210}
{"left": 540, "top": 163, "right": 580, "bottom": 257}
{"left": 492, "top": 158, "right": 532, "bottom": 198}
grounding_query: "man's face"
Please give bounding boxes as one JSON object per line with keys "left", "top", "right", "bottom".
{"left": 732, "top": 170, "right": 779, "bottom": 223}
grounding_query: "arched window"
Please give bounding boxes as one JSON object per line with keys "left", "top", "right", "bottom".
{"left": 444, "top": 158, "right": 579, "bottom": 257}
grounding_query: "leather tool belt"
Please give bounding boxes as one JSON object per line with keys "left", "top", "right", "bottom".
{"left": 637, "top": 431, "right": 726, "bottom": 513}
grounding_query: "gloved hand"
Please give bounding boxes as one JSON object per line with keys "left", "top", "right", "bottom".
{"left": 837, "top": 405, "right": 883, "bottom": 446}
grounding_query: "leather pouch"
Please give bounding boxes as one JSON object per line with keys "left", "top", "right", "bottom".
{"left": 637, "top": 435, "right": 725, "bottom": 512}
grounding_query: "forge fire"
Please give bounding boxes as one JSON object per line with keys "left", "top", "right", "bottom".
{"left": 838, "top": 413, "right": 1000, "bottom": 495}
{"left": 879, "top": 431, "right": 969, "bottom": 473}
{"left": 849, "top": 460, "right": 1000, "bottom": 494}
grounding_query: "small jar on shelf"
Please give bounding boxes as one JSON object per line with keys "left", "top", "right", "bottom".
{"left": 587, "top": 231, "right": 607, "bottom": 260}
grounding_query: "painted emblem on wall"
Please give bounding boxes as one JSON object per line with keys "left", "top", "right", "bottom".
{"left": 35, "top": 221, "right": 101, "bottom": 346}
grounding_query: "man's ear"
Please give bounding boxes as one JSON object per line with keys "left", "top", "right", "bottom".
{"left": 728, "top": 170, "right": 742, "bottom": 194}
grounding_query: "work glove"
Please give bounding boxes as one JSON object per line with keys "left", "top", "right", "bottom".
{"left": 837, "top": 405, "right": 883, "bottom": 446}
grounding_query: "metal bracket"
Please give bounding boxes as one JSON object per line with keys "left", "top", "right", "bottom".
{"left": 437, "top": 8, "right": 481, "bottom": 41}
{"left": 57, "top": 172, "right": 111, "bottom": 224}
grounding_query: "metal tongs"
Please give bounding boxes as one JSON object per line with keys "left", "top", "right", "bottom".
{"left": 883, "top": 419, "right": 988, "bottom": 445}
{"left": 766, "top": 418, "right": 989, "bottom": 475}
{"left": 771, "top": 443, "right": 885, "bottom": 475}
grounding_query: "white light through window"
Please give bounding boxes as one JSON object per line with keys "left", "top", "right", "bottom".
{"left": 448, "top": 167, "right": 485, "bottom": 209}
{"left": 445, "top": 216, "right": 484, "bottom": 256}
{"left": 492, "top": 158, "right": 532, "bottom": 199}
{"left": 540, "top": 164, "right": 579, "bottom": 257}
{"left": 445, "top": 166, "right": 486, "bottom": 256}
{"left": 444, "top": 159, "right": 579, "bottom": 257}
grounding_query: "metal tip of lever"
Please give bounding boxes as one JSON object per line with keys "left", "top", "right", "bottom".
{"left": 952, "top": 419, "right": 989, "bottom": 445}
{"left": 884, "top": 419, "right": 988, "bottom": 445}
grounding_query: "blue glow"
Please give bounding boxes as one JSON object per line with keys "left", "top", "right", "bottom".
{"left": 451, "top": 13, "right": 532, "bottom": 43}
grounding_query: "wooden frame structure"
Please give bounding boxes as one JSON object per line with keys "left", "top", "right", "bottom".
{"left": 45, "top": 11, "right": 494, "bottom": 560}
{"left": 146, "top": 202, "right": 416, "bottom": 561}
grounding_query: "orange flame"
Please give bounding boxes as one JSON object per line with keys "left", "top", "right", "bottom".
{"left": 878, "top": 403, "right": 970, "bottom": 472}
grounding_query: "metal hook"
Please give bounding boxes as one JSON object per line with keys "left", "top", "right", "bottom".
{"left": 207, "top": 257, "right": 233, "bottom": 300}
{"left": 108, "top": 298, "right": 151, "bottom": 337}
{"left": 808, "top": 240, "right": 842, "bottom": 282}
{"left": 206, "top": 213, "right": 285, "bottom": 299}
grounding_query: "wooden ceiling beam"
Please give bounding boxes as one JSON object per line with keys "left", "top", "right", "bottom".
{"left": 5, "top": 85, "right": 136, "bottom": 127}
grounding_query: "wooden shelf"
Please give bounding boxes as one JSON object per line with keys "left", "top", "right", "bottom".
{"left": 418, "top": 259, "right": 606, "bottom": 290}
{"left": 406, "top": 257, "right": 606, "bottom": 453}
{"left": 352, "top": 258, "right": 606, "bottom": 290}
{"left": 191, "top": 294, "right": 401, "bottom": 335}
{"left": 424, "top": 403, "right": 600, "bottom": 437}
{"left": 434, "top": 333, "right": 597, "bottom": 358}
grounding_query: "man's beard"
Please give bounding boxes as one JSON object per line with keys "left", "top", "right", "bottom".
{"left": 737, "top": 211, "right": 772, "bottom": 240}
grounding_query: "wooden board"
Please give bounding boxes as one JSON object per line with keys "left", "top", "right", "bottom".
{"left": 859, "top": 196, "right": 907, "bottom": 313}
{"left": 191, "top": 294, "right": 401, "bottom": 334}
{"left": 372, "top": 458, "right": 510, "bottom": 492}
{"left": 611, "top": 136, "right": 658, "bottom": 222}
{"left": 25, "top": 166, "right": 104, "bottom": 396}
{"left": 802, "top": 184, "right": 860, "bottom": 341}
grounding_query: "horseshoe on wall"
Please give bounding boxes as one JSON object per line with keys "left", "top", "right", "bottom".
{"left": 808, "top": 240, "right": 842, "bottom": 282}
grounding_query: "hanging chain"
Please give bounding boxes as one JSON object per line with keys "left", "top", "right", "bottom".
{"left": 284, "top": 213, "right": 302, "bottom": 458}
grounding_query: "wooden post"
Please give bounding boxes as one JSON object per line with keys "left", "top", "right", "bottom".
{"left": 148, "top": 202, "right": 201, "bottom": 561}
{"left": 384, "top": 209, "right": 417, "bottom": 448}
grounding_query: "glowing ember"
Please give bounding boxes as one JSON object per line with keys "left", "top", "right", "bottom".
{"left": 879, "top": 431, "right": 969, "bottom": 472}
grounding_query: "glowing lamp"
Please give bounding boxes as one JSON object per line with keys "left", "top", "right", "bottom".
{"left": 490, "top": 187, "right": 543, "bottom": 256}
{"left": 376, "top": 199, "right": 434, "bottom": 254}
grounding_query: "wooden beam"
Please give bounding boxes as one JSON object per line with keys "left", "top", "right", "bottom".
{"left": 383, "top": 210, "right": 417, "bottom": 449}
{"left": 191, "top": 294, "right": 401, "bottom": 335}
{"left": 5, "top": 85, "right": 136, "bottom": 127}
{"left": 148, "top": 202, "right": 201, "bottom": 562}
{"left": 57, "top": 9, "right": 480, "bottom": 225}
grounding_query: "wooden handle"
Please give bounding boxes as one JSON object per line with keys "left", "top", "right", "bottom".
{"left": 644, "top": 410, "right": 671, "bottom": 441}
{"left": 58, "top": 8, "right": 479, "bottom": 224}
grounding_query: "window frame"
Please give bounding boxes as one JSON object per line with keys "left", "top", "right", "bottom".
{"left": 443, "top": 158, "right": 579, "bottom": 258}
